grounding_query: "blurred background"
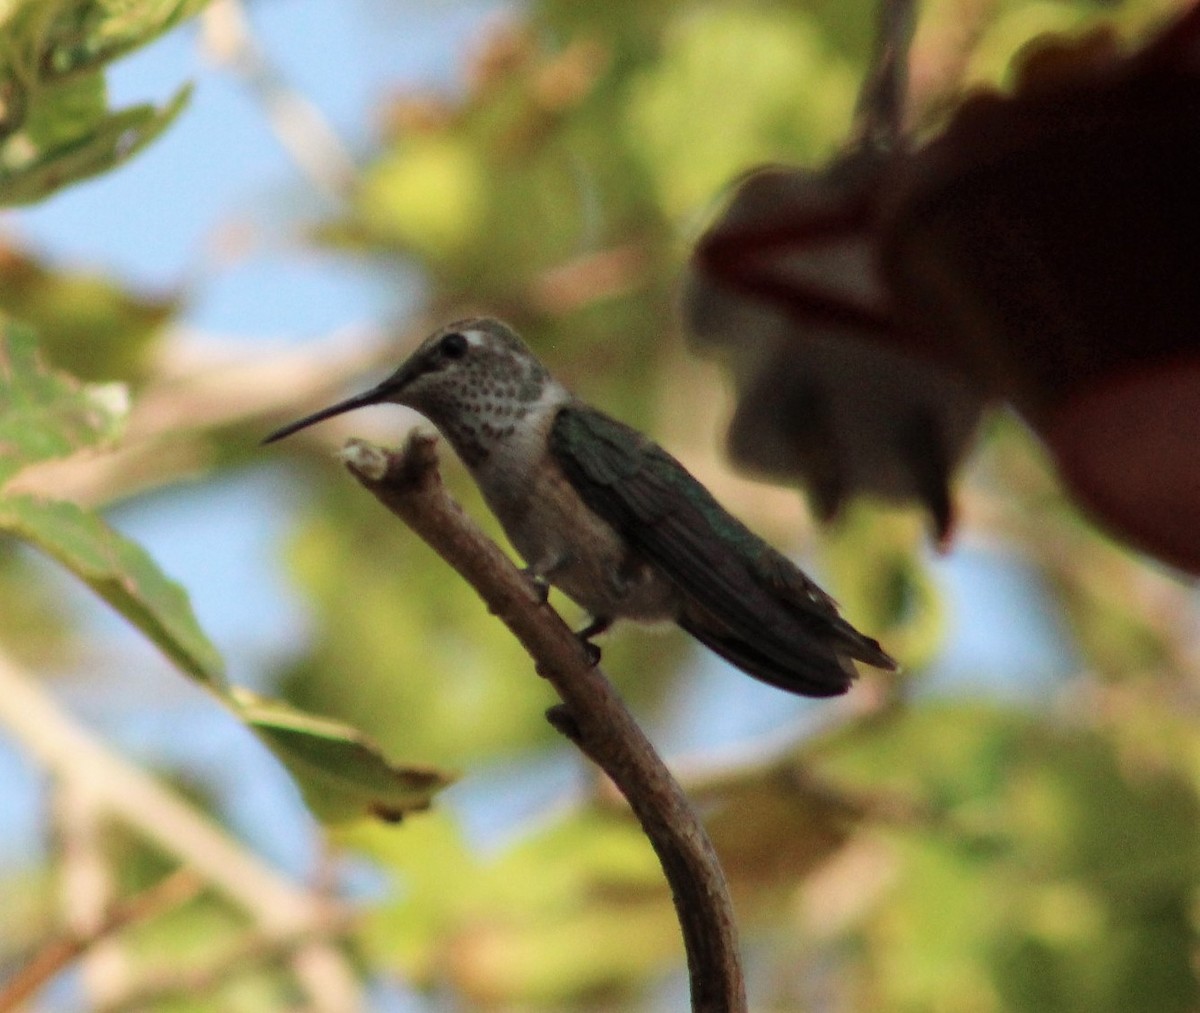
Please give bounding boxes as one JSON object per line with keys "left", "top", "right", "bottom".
{"left": 1, "top": 0, "right": 1198, "bottom": 1009}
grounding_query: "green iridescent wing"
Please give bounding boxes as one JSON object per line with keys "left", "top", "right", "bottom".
{"left": 550, "top": 404, "right": 894, "bottom": 696}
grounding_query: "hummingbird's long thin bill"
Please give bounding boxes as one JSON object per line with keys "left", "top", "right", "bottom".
{"left": 262, "top": 384, "right": 390, "bottom": 444}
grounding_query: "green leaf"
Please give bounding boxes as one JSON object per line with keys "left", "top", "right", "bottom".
{"left": 0, "top": 0, "right": 210, "bottom": 204}
{"left": 625, "top": 6, "right": 858, "bottom": 219}
{"left": 0, "top": 247, "right": 176, "bottom": 382}
{"left": 0, "top": 318, "right": 126, "bottom": 483}
{"left": 0, "top": 85, "right": 190, "bottom": 206}
{"left": 232, "top": 689, "right": 457, "bottom": 823}
{"left": 811, "top": 702, "right": 1200, "bottom": 1013}
{"left": 0, "top": 495, "right": 225, "bottom": 686}
{"left": 20, "top": 71, "right": 108, "bottom": 152}
{"left": 354, "top": 137, "right": 487, "bottom": 259}
{"left": 37, "top": 0, "right": 213, "bottom": 78}
{"left": 347, "top": 806, "right": 676, "bottom": 1001}
{"left": 0, "top": 321, "right": 447, "bottom": 827}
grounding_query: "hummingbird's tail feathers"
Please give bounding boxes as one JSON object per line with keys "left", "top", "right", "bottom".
{"left": 802, "top": 605, "right": 898, "bottom": 672}
{"left": 678, "top": 608, "right": 855, "bottom": 698}
{"left": 836, "top": 626, "right": 898, "bottom": 671}
{"left": 752, "top": 547, "right": 898, "bottom": 671}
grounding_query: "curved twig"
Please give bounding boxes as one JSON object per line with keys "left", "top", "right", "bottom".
{"left": 340, "top": 433, "right": 746, "bottom": 1013}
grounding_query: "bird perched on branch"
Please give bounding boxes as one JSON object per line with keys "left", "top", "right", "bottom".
{"left": 265, "top": 317, "right": 896, "bottom": 696}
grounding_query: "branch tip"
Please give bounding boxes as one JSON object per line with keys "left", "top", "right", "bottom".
{"left": 341, "top": 431, "right": 442, "bottom": 492}
{"left": 338, "top": 439, "right": 389, "bottom": 480}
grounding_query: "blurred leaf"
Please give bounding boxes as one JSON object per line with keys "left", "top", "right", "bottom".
{"left": 0, "top": 243, "right": 175, "bottom": 381}
{"left": 821, "top": 503, "right": 946, "bottom": 669}
{"left": 0, "top": 320, "right": 220, "bottom": 681}
{"left": 348, "top": 806, "right": 678, "bottom": 1004}
{"left": 279, "top": 491, "right": 566, "bottom": 767}
{"left": 700, "top": 769, "right": 853, "bottom": 906}
{"left": 625, "top": 6, "right": 858, "bottom": 219}
{"left": 20, "top": 70, "right": 107, "bottom": 151}
{"left": 1, "top": 0, "right": 210, "bottom": 204}
{"left": 0, "top": 865, "right": 54, "bottom": 971}
{"left": 40, "top": 0, "right": 212, "bottom": 76}
{"left": 232, "top": 688, "right": 456, "bottom": 823}
{"left": 0, "top": 318, "right": 126, "bottom": 484}
{"left": 355, "top": 136, "right": 487, "bottom": 260}
{"left": 0, "top": 85, "right": 190, "bottom": 206}
{"left": 811, "top": 701, "right": 1200, "bottom": 1013}
{"left": 0, "top": 545, "right": 79, "bottom": 667}
{"left": 0, "top": 495, "right": 225, "bottom": 686}
{"left": 0, "top": 321, "right": 452, "bottom": 826}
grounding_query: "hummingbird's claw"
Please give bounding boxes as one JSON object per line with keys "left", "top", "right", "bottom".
{"left": 574, "top": 615, "right": 609, "bottom": 667}
{"left": 576, "top": 615, "right": 612, "bottom": 640}
{"left": 579, "top": 638, "right": 602, "bottom": 667}
{"left": 520, "top": 567, "right": 552, "bottom": 604}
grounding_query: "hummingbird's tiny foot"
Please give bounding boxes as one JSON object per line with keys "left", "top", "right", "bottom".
{"left": 545, "top": 703, "right": 583, "bottom": 744}
{"left": 574, "top": 615, "right": 607, "bottom": 666}
{"left": 519, "top": 567, "right": 552, "bottom": 604}
{"left": 576, "top": 615, "right": 612, "bottom": 640}
{"left": 579, "top": 638, "right": 602, "bottom": 667}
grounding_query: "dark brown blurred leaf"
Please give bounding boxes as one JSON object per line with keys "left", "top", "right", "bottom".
{"left": 883, "top": 2, "right": 1200, "bottom": 572}
{"left": 686, "top": 152, "right": 985, "bottom": 546}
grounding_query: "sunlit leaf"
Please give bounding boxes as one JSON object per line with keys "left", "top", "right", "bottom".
{"left": 40, "top": 0, "right": 213, "bottom": 76}
{"left": 0, "top": 495, "right": 225, "bottom": 685}
{"left": 0, "top": 244, "right": 176, "bottom": 381}
{"left": 811, "top": 702, "right": 1200, "bottom": 1012}
{"left": 0, "top": 86, "right": 191, "bottom": 206}
{"left": 625, "top": 7, "right": 858, "bottom": 218}
{"left": 0, "top": 0, "right": 211, "bottom": 205}
{"left": 355, "top": 137, "right": 487, "bottom": 259}
{"left": 232, "top": 689, "right": 457, "bottom": 823}
{"left": 0, "top": 318, "right": 126, "bottom": 484}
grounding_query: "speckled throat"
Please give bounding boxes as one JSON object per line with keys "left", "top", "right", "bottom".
{"left": 394, "top": 319, "right": 561, "bottom": 468}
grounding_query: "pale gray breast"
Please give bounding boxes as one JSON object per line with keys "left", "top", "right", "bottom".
{"left": 472, "top": 407, "right": 680, "bottom": 623}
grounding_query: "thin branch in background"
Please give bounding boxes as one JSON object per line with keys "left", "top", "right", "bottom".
{"left": 340, "top": 433, "right": 746, "bottom": 1013}
{"left": 0, "top": 646, "right": 361, "bottom": 1011}
{"left": 52, "top": 779, "right": 127, "bottom": 1008}
{"left": 0, "top": 870, "right": 203, "bottom": 1013}
{"left": 852, "top": 0, "right": 918, "bottom": 153}
{"left": 200, "top": 0, "right": 358, "bottom": 201}
{"left": 906, "top": 0, "right": 1000, "bottom": 125}
{"left": 95, "top": 919, "right": 349, "bottom": 1013}
{"left": 3, "top": 322, "right": 396, "bottom": 509}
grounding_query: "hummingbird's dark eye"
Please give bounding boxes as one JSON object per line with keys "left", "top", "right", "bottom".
{"left": 439, "top": 332, "right": 468, "bottom": 360}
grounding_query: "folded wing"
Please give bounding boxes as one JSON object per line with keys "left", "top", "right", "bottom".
{"left": 550, "top": 405, "right": 896, "bottom": 696}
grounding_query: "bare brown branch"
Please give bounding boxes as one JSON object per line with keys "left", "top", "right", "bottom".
{"left": 201, "top": 0, "right": 358, "bottom": 199}
{"left": 96, "top": 917, "right": 354, "bottom": 1013}
{"left": 0, "top": 871, "right": 203, "bottom": 1013}
{"left": 340, "top": 433, "right": 746, "bottom": 1013}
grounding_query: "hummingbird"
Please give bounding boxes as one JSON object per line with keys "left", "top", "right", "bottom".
{"left": 264, "top": 317, "right": 896, "bottom": 696}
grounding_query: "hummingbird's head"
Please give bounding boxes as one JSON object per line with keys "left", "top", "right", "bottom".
{"left": 264, "top": 317, "right": 563, "bottom": 464}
